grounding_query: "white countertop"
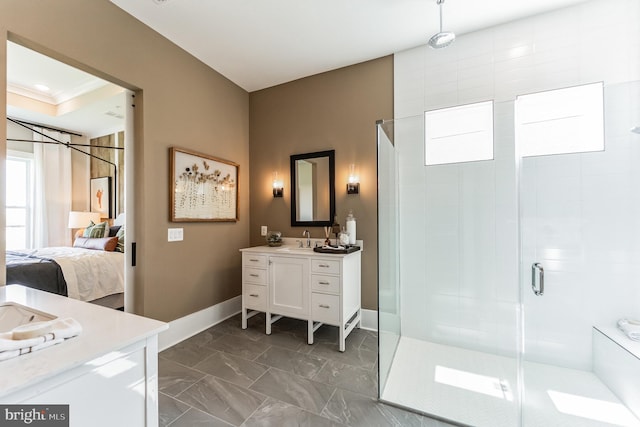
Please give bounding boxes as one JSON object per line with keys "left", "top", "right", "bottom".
{"left": 240, "top": 238, "right": 363, "bottom": 258}
{"left": 0, "top": 285, "right": 167, "bottom": 398}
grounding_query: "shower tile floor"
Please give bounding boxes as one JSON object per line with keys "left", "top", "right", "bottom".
{"left": 381, "top": 336, "right": 640, "bottom": 427}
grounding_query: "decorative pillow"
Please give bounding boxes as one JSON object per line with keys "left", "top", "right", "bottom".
{"left": 108, "top": 225, "right": 122, "bottom": 237}
{"left": 83, "top": 221, "right": 109, "bottom": 238}
{"left": 73, "top": 236, "right": 118, "bottom": 251}
{"left": 115, "top": 227, "right": 125, "bottom": 253}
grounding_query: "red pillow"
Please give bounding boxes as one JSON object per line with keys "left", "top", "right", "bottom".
{"left": 73, "top": 236, "right": 118, "bottom": 252}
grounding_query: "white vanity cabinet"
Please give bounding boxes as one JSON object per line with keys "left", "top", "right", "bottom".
{"left": 240, "top": 245, "right": 361, "bottom": 352}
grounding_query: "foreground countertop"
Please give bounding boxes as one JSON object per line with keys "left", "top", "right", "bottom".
{"left": 0, "top": 285, "right": 167, "bottom": 398}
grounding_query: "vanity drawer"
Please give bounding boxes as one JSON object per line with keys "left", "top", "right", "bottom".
{"left": 311, "top": 259, "right": 340, "bottom": 275}
{"left": 311, "top": 293, "right": 340, "bottom": 325}
{"left": 311, "top": 274, "right": 340, "bottom": 294}
{"left": 244, "top": 284, "right": 267, "bottom": 310}
{"left": 243, "top": 254, "right": 267, "bottom": 268}
{"left": 244, "top": 267, "right": 267, "bottom": 285}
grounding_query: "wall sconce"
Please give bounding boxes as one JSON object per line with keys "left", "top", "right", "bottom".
{"left": 272, "top": 171, "right": 284, "bottom": 197}
{"left": 347, "top": 164, "right": 360, "bottom": 195}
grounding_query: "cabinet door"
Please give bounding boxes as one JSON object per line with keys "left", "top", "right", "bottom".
{"left": 269, "top": 256, "right": 309, "bottom": 318}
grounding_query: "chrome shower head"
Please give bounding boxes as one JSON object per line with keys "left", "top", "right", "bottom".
{"left": 428, "top": 0, "right": 455, "bottom": 49}
{"left": 632, "top": 126, "right": 640, "bottom": 134}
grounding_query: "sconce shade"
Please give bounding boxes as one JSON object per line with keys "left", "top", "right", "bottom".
{"left": 347, "top": 164, "right": 360, "bottom": 195}
{"left": 272, "top": 171, "right": 284, "bottom": 198}
{"left": 68, "top": 211, "right": 102, "bottom": 229}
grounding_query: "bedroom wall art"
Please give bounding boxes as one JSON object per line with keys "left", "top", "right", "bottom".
{"left": 170, "top": 147, "right": 239, "bottom": 222}
{"left": 90, "top": 176, "right": 112, "bottom": 218}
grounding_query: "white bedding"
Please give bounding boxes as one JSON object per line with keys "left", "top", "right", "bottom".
{"left": 15, "top": 247, "right": 124, "bottom": 302}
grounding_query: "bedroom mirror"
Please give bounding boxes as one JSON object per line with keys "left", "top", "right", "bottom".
{"left": 290, "top": 150, "right": 335, "bottom": 227}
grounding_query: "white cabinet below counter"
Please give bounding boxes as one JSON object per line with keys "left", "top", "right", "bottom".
{"left": 239, "top": 245, "right": 362, "bottom": 352}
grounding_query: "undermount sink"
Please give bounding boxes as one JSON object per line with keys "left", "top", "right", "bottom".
{"left": 275, "top": 246, "right": 314, "bottom": 253}
{"left": 0, "top": 302, "right": 57, "bottom": 333}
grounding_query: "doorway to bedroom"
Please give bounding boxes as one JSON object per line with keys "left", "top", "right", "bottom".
{"left": 5, "top": 40, "right": 135, "bottom": 312}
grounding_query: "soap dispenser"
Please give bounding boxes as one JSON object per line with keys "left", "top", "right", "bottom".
{"left": 346, "top": 210, "right": 356, "bottom": 245}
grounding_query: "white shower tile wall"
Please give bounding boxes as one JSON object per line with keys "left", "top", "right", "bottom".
{"left": 394, "top": 0, "right": 640, "bottom": 368}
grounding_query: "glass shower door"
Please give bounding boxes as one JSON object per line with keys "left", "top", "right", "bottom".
{"left": 377, "top": 120, "right": 401, "bottom": 395}
{"left": 520, "top": 80, "right": 640, "bottom": 427}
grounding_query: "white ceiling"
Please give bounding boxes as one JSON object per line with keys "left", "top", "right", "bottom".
{"left": 6, "top": 42, "right": 125, "bottom": 138}
{"left": 110, "top": 0, "right": 592, "bottom": 92}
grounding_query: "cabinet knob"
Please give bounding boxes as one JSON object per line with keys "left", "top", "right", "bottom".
{"left": 250, "top": 259, "right": 259, "bottom": 262}
{"left": 319, "top": 264, "right": 330, "bottom": 268}
{"left": 319, "top": 281, "right": 330, "bottom": 285}
{"left": 319, "top": 304, "right": 330, "bottom": 309}
{"left": 250, "top": 274, "right": 259, "bottom": 277}
{"left": 249, "top": 294, "right": 259, "bottom": 298}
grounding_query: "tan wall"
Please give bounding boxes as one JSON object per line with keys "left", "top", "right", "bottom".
{"left": 1, "top": 0, "right": 250, "bottom": 321}
{"left": 249, "top": 57, "right": 393, "bottom": 310}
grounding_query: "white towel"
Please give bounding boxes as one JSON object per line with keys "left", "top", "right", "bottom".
{"left": 0, "top": 318, "right": 82, "bottom": 361}
{"left": 617, "top": 319, "right": 640, "bottom": 341}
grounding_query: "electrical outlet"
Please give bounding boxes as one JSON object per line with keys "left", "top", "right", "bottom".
{"left": 261, "top": 226, "right": 268, "bottom": 236}
{"left": 168, "top": 228, "right": 183, "bottom": 242}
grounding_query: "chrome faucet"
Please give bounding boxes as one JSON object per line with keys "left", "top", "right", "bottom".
{"left": 303, "top": 230, "right": 311, "bottom": 247}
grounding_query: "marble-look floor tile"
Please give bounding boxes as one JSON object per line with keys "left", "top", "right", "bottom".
{"left": 310, "top": 341, "right": 378, "bottom": 370}
{"left": 313, "top": 360, "right": 378, "bottom": 398}
{"left": 259, "top": 328, "right": 307, "bottom": 351}
{"left": 322, "top": 388, "right": 423, "bottom": 427}
{"left": 194, "top": 350, "right": 268, "bottom": 388}
{"left": 250, "top": 368, "right": 335, "bottom": 414}
{"left": 161, "top": 339, "right": 214, "bottom": 367}
{"left": 169, "top": 407, "right": 233, "bottom": 427}
{"left": 211, "top": 334, "right": 271, "bottom": 360}
{"left": 177, "top": 375, "right": 266, "bottom": 426}
{"left": 255, "top": 346, "right": 327, "bottom": 379}
{"left": 359, "top": 334, "right": 378, "bottom": 353}
{"left": 159, "top": 392, "right": 190, "bottom": 427}
{"left": 159, "top": 357, "right": 207, "bottom": 397}
{"left": 242, "top": 398, "right": 345, "bottom": 427}
{"left": 186, "top": 328, "right": 226, "bottom": 349}
{"left": 212, "top": 316, "right": 266, "bottom": 342}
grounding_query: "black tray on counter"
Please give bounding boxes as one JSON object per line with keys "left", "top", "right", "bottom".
{"left": 313, "top": 245, "right": 360, "bottom": 254}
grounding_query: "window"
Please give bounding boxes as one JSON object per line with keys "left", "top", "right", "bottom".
{"left": 6, "top": 153, "right": 33, "bottom": 250}
{"left": 516, "top": 82, "right": 604, "bottom": 157}
{"left": 424, "top": 100, "right": 494, "bottom": 166}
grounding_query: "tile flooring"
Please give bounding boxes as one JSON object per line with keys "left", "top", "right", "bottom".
{"left": 159, "top": 313, "right": 455, "bottom": 426}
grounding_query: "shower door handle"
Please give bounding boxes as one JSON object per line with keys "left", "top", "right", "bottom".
{"left": 531, "top": 263, "right": 544, "bottom": 296}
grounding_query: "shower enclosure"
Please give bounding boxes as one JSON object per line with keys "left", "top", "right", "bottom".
{"left": 378, "top": 80, "right": 640, "bottom": 427}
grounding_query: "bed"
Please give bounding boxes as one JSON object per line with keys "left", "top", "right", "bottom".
{"left": 5, "top": 222, "right": 125, "bottom": 309}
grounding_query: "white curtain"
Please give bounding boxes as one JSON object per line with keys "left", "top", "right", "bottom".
{"left": 33, "top": 128, "right": 72, "bottom": 248}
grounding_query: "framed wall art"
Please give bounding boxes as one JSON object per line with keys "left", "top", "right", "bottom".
{"left": 90, "top": 176, "right": 112, "bottom": 219}
{"left": 170, "top": 147, "right": 239, "bottom": 222}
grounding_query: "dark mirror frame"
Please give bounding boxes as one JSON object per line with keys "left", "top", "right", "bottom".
{"left": 290, "top": 150, "right": 335, "bottom": 227}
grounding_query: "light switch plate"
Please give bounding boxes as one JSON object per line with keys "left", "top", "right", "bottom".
{"left": 261, "top": 226, "right": 268, "bottom": 236}
{"left": 168, "top": 228, "right": 183, "bottom": 242}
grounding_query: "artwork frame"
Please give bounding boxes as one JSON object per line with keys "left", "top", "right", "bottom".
{"left": 90, "top": 176, "right": 112, "bottom": 219}
{"left": 170, "top": 147, "right": 239, "bottom": 222}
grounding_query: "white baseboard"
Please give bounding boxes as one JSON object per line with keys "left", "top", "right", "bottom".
{"left": 360, "top": 308, "right": 378, "bottom": 331}
{"left": 158, "top": 295, "right": 241, "bottom": 351}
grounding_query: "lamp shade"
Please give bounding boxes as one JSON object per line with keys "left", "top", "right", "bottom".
{"left": 68, "top": 211, "right": 102, "bottom": 229}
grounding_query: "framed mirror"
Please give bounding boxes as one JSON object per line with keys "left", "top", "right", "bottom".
{"left": 290, "top": 150, "right": 335, "bottom": 227}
